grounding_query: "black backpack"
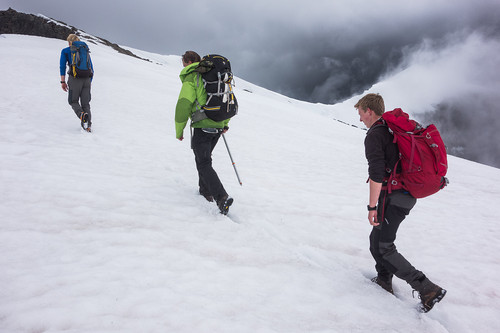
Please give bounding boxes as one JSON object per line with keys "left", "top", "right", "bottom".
{"left": 194, "top": 54, "right": 238, "bottom": 122}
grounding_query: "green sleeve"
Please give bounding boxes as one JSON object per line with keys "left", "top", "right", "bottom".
{"left": 174, "top": 80, "right": 196, "bottom": 139}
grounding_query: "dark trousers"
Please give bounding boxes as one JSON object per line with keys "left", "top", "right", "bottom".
{"left": 192, "top": 128, "right": 227, "bottom": 203}
{"left": 68, "top": 76, "right": 92, "bottom": 125}
{"left": 369, "top": 191, "right": 424, "bottom": 285}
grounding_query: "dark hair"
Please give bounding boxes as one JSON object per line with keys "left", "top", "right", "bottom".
{"left": 182, "top": 51, "right": 201, "bottom": 64}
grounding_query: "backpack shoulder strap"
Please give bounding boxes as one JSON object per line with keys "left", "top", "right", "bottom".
{"left": 367, "top": 118, "right": 387, "bottom": 135}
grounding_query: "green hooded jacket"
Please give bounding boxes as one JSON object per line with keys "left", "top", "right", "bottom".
{"left": 175, "top": 62, "right": 230, "bottom": 139}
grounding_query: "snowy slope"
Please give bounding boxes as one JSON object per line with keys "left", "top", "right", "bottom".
{"left": 1, "top": 34, "right": 499, "bottom": 333}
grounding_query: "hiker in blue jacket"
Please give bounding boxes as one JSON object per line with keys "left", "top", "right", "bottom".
{"left": 60, "top": 34, "right": 93, "bottom": 132}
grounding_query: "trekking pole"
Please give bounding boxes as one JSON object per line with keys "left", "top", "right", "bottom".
{"left": 222, "top": 133, "right": 242, "bottom": 186}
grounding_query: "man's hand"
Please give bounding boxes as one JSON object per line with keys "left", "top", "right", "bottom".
{"left": 368, "top": 179, "right": 382, "bottom": 226}
{"left": 177, "top": 136, "right": 184, "bottom": 141}
{"left": 60, "top": 76, "right": 68, "bottom": 92}
{"left": 368, "top": 210, "right": 379, "bottom": 226}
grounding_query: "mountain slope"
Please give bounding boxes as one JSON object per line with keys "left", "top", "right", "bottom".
{"left": 1, "top": 34, "right": 499, "bottom": 333}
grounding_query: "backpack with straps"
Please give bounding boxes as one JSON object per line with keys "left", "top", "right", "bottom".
{"left": 193, "top": 54, "right": 238, "bottom": 122}
{"left": 69, "top": 41, "right": 93, "bottom": 78}
{"left": 382, "top": 108, "right": 449, "bottom": 198}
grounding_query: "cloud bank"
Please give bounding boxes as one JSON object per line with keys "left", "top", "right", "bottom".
{"left": 328, "top": 31, "right": 500, "bottom": 168}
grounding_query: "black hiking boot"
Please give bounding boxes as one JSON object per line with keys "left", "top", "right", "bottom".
{"left": 371, "top": 275, "right": 394, "bottom": 294}
{"left": 413, "top": 278, "right": 447, "bottom": 313}
{"left": 217, "top": 196, "right": 233, "bottom": 215}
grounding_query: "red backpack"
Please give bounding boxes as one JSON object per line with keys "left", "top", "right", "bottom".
{"left": 382, "top": 108, "right": 448, "bottom": 198}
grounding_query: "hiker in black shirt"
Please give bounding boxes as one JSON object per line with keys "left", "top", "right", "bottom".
{"left": 356, "top": 93, "right": 446, "bottom": 312}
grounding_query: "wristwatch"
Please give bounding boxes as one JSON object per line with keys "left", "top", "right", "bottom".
{"left": 367, "top": 205, "right": 377, "bottom": 211}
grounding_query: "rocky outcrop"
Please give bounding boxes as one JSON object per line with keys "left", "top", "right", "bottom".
{"left": 0, "top": 8, "right": 148, "bottom": 61}
{"left": 0, "top": 7, "right": 75, "bottom": 39}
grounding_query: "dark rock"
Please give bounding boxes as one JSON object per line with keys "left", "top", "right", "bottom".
{"left": 0, "top": 7, "right": 75, "bottom": 39}
{"left": 0, "top": 8, "right": 149, "bottom": 61}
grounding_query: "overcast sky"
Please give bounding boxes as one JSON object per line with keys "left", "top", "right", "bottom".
{"left": 2, "top": 0, "right": 500, "bottom": 103}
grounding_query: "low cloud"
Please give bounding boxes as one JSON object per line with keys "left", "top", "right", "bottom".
{"left": 331, "top": 32, "right": 500, "bottom": 168}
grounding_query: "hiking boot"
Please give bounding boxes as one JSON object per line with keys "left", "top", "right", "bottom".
{"left": 80, "top": 112, "right": 89, "bottom": 130}
{"left": 217, "top": 196, "right": 233, "bottom": 215}
{"left": 413, "top": 278, "right": 447, "bottom": 313}
{"left": 371, "top": 275, "right": 394, "bottom": 294}
{"left": 80, "top": 112, "right": 89, "bottom": 123}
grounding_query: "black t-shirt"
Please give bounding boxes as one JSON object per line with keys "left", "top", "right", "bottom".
{"left": 364, "top": 121, "right": 400, "bottom": 183}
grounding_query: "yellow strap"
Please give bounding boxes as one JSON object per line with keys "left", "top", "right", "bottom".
{"left": 204, "top": 106, "right": 220, "bottom": 111}
{"left": 72, "top": 54, "right": 77, "bottom": 77}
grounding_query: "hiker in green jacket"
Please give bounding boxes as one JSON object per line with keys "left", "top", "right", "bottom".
{"left": 175, "top": 51, "right": 233, "bottom": 215}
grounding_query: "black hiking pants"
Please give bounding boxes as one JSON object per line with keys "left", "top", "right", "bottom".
{"left": 192, "top": 128, "right": 228, "bottom": 204}
{"left": 68, "top": 76, "right": 91, "bottom": 125}
{"left": 369, "top": 190, "right": 425, "bottom": 286}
